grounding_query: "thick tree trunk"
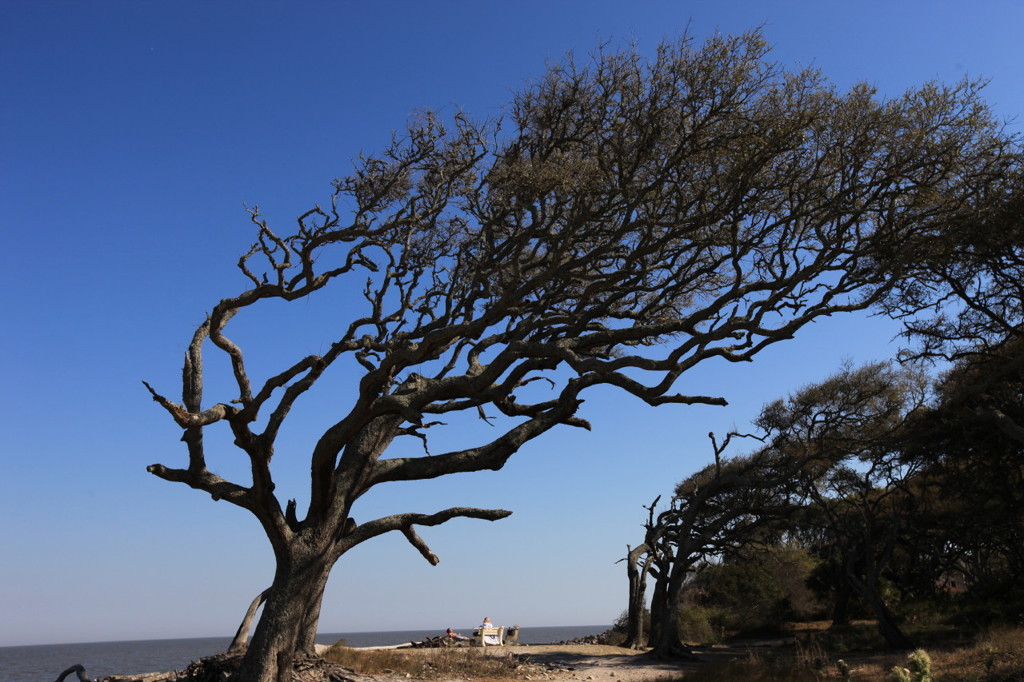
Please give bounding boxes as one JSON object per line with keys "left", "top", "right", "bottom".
{"left": 648, "top": 568, "right": 667, "bottom": 648}
{"left": 649, "top": 563, "right": 701, "bottom": 661}
{"left": 830, "top": 571, "right": 852, "bottom": 627}
{"left": 651, "top": 577, "right": 683, "bottom": 657}
{"left": 235, "top": 550, "right": 334, "bottom": 682}
{"left": 296, "top": 581, "right": 329, "bottom": 655}
{"left": 847, "top": 570, "right": 914, "bottom": 650}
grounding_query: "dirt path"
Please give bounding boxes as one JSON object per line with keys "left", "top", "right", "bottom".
{"left": 485, "top": 644, "right": 704, "bottom": 681}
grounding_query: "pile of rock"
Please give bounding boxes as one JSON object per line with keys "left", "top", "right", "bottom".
{"left": 546, "top": 629, "right": 617, "bottom": 646}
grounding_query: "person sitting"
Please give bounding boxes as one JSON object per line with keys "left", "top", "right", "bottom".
{"left": 478, "top": 617, "right": 501, "bottom": 646}
{"left": 445, "top": 627, "right": 469, "bottom": 641}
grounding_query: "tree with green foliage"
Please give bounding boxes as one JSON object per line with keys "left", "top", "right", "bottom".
{"left": 683, "top": 543, "right": 820, "bottom": 637}
{"left": 768, "top": 362, "right": 927, "bottom": 649}
{"left": 899, "top": 342, "right": 1024, "bottom": 619}
{"left": 636, "top": 363, "right": 926, "bottom": 654}
{"left": 145, "top": 31, "right": 1013, "bottom": 678}
{"left": 640, "top": 432, "right": 817, "bottom": 657}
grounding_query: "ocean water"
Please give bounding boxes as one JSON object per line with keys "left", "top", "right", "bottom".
{"left": 0, "top": 624, "right": 610, "bottom": 682}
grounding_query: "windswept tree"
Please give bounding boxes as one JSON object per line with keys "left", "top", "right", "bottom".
{"left": 144, "top": 31, "right": 1013, "bottom": 679}
{"left": 899, "top": 342, "right": 1024, "bottom": 613}
{"left": 639, "top": 433, "right": 813, "bottom": 658}
{"left": 634, "top": 363, "right": 928, "bottom": 655}
{"left": 767, "top": 362, "right": 928, "bottom": 648}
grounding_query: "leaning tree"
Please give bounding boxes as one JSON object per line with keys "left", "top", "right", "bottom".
{"left": 632, "top": 362, "right": 928, "bottom": 656}
{"left": 144, "top": 31, "right": 1013, "bottom": 679}
{"left": 636, "top": 432, "right": 810, "bottom": 658}
{"left": 768, "top": 362, "right": 929, "bottom": 649}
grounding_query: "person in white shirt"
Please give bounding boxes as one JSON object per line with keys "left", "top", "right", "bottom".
{"left": 478, "top": 617, "right": 501, "bottom": 645}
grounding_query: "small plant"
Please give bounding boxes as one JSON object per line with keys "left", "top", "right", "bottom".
{"left": 907, "top": 649, "right": 931, "bottom": 680}
{"left": 889, "top": 649, "right": 931, "bottom": 682}
{"left": 794, "top": 635, "right": 828, "bottom": 672}
{"left": 890, "top": 666, "right": 912, "bottom": 682}
{"left": 982, "top": 643, "right": 997, "bottom": 673}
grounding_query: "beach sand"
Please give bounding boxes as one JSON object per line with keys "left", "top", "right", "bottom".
{"left": 103, "top": 643, "right": 715, "bottom": 681}
{"left": 480, "top": 643, "right": 698, "bottom": 681}
{"left": 320, "top": 643, "right": 714, "bottom": 682}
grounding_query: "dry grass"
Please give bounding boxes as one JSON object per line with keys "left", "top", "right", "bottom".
{"left": 319, "top": 628, "right": 1024, "bottom": 682}
{"left": 321, "top": 644, "right": 530, "bottom": 679}
{"left": 928, "top": 627, "right": 1024, "bottom": 682}
{"left": 678, "top": 626, "right": 1024, "bottom": 682}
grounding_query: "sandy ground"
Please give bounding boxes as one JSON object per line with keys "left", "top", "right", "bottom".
{"left": 488, "top": 644, "right": 698, "bottom": 681}
{"left": 104, "top": 642, "right": 767, "bottom": 682}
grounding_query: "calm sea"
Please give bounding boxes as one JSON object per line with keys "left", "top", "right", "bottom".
{"left": 0, "top": 624, "right": 609, "bottom": 682}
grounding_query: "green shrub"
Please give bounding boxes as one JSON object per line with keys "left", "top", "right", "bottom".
{"left": 890, "top": 649, "right": 932, "bottom": 682}
{"left": 676, "top": 604, "right": 724, "bottom": 644}
{"left": 684, "top": 545, "right": 822, "bottom": 636}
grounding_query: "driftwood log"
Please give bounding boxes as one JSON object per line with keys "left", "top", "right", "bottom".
{"left": 409, "top": 635, "right": 450, "bottom": 648}
{"left": 55, "top": 665, "right": 91, "bottom": 682}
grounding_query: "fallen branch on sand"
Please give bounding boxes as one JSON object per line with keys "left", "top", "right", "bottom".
{"left": 55, "top": 665, "right": 91, "bottom": 682}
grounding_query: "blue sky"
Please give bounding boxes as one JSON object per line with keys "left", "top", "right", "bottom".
{"left": 2, "top": 0, "right": 1022, "bottom": 647}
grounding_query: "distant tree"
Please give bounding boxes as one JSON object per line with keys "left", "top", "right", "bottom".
{"left": 772, "top": 363, "right": 928, "bottom": 649}
{"left": 899, "top": 344, "right": 1024, "bottom": 616}
{"left": 144, "top": 31, "right": 1012, "bottom": 678}
{"left": 877, "top": 135, "right": 1024, "bottom": 627}
{"left": 634, "top": 363, "right": 920, "bottom": 655}
{"left": 641, "top": 434, "right": 813, "bottom": 657}
{"left": 805, "top": 460, "right": 921, "bottom": 647}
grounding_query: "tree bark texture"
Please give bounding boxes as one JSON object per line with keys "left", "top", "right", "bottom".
{"left": 621, "top": 544, "right": 649, "bottom": 649}
{"left": 650, "top": 539, "right": 702, "bottom": 660}
{"left": 234, "top": 552, "right": 334, "bottom": 682}
{"left": 847, "top": 569, "right": 915, "bottom": 650}
{"left": 648, "top": 570, "right": 667, "bottom": 650}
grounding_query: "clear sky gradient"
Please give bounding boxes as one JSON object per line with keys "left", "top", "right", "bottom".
{"left": 2, "top": 1, "right": 1022, "bottom": 647}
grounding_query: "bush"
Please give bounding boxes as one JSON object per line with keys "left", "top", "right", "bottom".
{"left": 321, "top": 645, "right": 525, "bottom": 678}
{"left": 611, "top": 606, "right": 651, "bottom": 636}
{"left": 676, "top": 604, "right": 725, "bottom": 644}
{"left": 683, "top": 545, "right": 821, "bottom": 636}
